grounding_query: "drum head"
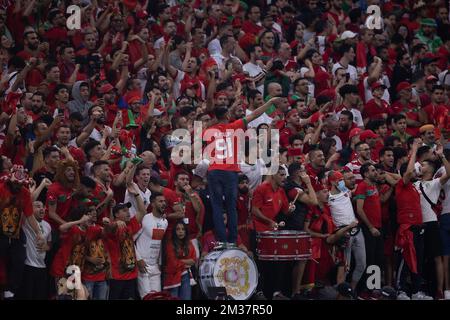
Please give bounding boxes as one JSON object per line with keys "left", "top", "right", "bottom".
{"left": 210, "top": 249, "right": 258, "bottom": 300}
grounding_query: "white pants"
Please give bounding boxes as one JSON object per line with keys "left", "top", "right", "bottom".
{"left": 137, "top": 264, "right": 162, "bottom": 299}
{"left": 191, "top": 238, "right": 200, "bottom": 259}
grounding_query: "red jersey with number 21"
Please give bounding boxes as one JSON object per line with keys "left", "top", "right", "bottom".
{"left": 205, "top": 119, "right": 246, "bottom": 172}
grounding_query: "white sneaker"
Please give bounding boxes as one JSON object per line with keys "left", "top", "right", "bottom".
{"left": 3, "top": 291, "right": 14, "bottom": 299}
{"left": 411, "top": 291, "right": 433, "bottom": 300}
{"left": 444, "top": 290, "right": 450, "bottom": 300}
{"left": 397, "top": 291, "right": 411, "bottom": 300}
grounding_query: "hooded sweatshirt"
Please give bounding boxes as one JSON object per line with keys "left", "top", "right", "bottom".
{"left": 67, "top": 81, "right": 93, "bottom": 124}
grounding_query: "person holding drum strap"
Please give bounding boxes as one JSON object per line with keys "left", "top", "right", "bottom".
{"left": 251, "top": 166, "right": 295, "bottom": 300}
{"left": 327, "top": 170, "right": 367, "bottom": 294}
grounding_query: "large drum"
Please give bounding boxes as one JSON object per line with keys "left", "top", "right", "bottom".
{"left": 199, "top": 248, "right": 258, "bottom": 300}
{"left": 256, "top": 230, "right": 312, "bottom": 261}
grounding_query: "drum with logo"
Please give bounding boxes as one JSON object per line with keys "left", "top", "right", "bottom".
{"left": 199, "top": 248, "right": 258, "bottom": 300}
{"left": 256, "top": 230, "right": 312, "bottom": 260}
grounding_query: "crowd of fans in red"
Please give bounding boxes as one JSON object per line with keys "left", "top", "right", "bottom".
{"left": 0, "top": 0, "right": 449, "bottom": 300}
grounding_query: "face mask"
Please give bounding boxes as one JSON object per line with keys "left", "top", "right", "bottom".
{"left": 337, "top": 180, "right": 348, "bottom": 193}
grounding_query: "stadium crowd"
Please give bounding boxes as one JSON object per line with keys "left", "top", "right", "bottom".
{"left": 0, "top": 0, "right": 449, "bottom": 300}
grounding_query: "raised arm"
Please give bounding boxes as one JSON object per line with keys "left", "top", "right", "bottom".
{"left": 244, "top": 97, "right": 281, "bottom": 123}
{"left": 403, "top": 139, "right": 420, "bottom": 185}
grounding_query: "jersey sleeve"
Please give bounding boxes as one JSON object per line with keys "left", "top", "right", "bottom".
{"left": 353, "top": 183, "right": 367, "bottom": 201}
{"left": 22, "top": 188, "right": 33, "bottom": 217}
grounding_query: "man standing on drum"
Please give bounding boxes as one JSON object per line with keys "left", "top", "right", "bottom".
{"left": 328, "top": 171, "right": 367, "bottom": 295}
{"left": 205, "top": 97, "right": 282, "bottom": 248}
{"left": 251, "top": 166, "right": 296, "bottom": 300}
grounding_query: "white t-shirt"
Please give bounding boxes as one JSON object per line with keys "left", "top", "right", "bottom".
{"left": 208, "top": 38, "right": 221, "bottom": 56}
{"left": 328, "top": 191, "right": 356, "bottom": 227}
{"left": 135, "top": 213, "right": 168, "bottom": 266}
{"left": 332, "top": 62, "right": 358, "bottom": 81}
{"left": 89, "top": 126, "right": 112, "bottom": 142}
{"left": 243, "top": 62, "right": 264, "bottom": 95}
{"left": 23, "top": 218, "right": 52, "bottom": 268}
{"left": 124, "top": 188, "right": 152, "bottom": 218}
{"left": 321, "top": 133, "right": 343, "bottom": 151}
{"left": 240, "top": 159, "right": 265, "bottom": 192}
{"left": 246, "top": 109, "right": 273, "bottom": 128}
{"left": 435, "top": 167, "right": 450, "bottom": 215}
{"left": 154, "top": 36, "right": 165, "bottom": 50}
{"left": 414, "top": 179, "right": 442, "bottom": 222}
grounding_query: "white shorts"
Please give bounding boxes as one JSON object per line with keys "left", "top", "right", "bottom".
{"left": 137, "top": 264, "right": 162, "bottom": 299}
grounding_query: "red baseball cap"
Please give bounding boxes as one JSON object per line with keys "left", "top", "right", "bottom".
{"left": 370, "top": 82, "right": 386, "bottom": 91}
{"left": 349, "top": 127, "right": 363, "bottom": 139}
{"left": 328, "top": 171, "right": 344, "bottom": 184}
{"left": 425, "top": 75, "right": 438, "bottom": 82}
{"left": 359, "top": 129, "right": 379, "bottom": 141}
{"left": 99, "top": 83, "right": 114, "bottom": 94}
{"left": 396, "top": 81, "right": 412, "bottom": 92}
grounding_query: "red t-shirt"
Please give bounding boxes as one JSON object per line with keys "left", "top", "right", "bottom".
{"left": 16, "top": 51, "right": 45, "bottom": 88}
{"left": 363, "top": 99, "right": 389, "bottom": 120}
{"left": 251, "top": 181, "right": 289, "bottom": 232}
{"left": 106, "top": 217, "right": 141, "bottom": 280}
{"left": 354, "top": 181, "right": 382, "bottom": 228}
{"left": 162, "top": 187, "right": 182, "bottom": 235}
{"left": 379, "top": 184, "right": 392, "bottom": 225}
{"left": 51, "top": 226, "right": 86, "bottom": 278}
{"left": 82, "top": 225, "right": 109, "bottom": 282}
{"left": 92, "top": 183, "right": 109, "bottom": 221}
{"left": 242, "top": 21, "right": 263, "bottom": 35}
{"left": 423, "top": 104, "right": 449, "bottom": 128}
{"left": 395, "top": 179, "right": 422, "bottom": 226}
{"left": 45, "top": 182, "right": 73, "bottom": 230}
{"left": 237, "top": 193, "right": 250, "bottom": 226}
{"left": 205, "top": 119, "right": 246, "bottom": 172}
{"left": 337, "top": 122, "right": 357, "bottom": 147}
{"left": 0, "top": 183, "right": 33, "bottom": 239}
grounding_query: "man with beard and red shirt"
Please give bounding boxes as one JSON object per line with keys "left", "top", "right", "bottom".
{"left": 251, "top": 166, "right": 296, "bottom": 300}
{"left": 305, "top": 149, "right": 326, "bottom": 189}
{"left": 395, "top": 139, "right": 431, "bottom": 300}
{"left": 280, "top": 109, "right": 302, "bottom": 148}
{"left": 236, "top": 174, "right": 251, "bottom": 249}
{"left": 46, "top": 160, "right": 80, "bottom": 231}
{"left": 420, "top": 85, "right": 449, "bottom": 129}
{"left": 104, "top": 183, "right": 146, "bottom": 300}
{"left": 354, "top": 164, "right": 383, "bottom": 299}
{"left": 242, "top": 6, "right": 263, "bottom": 35}
{"left": 91, "top": 161, "right": 115, "bottom": 221}
{"left": 338, "top": 110, "right": 357, "bottom": 147}
{"left": 17, "top": 30, "right": 46, "bottom": 90}
{"left": 172, "top": 172, "right": 204, "bottom": 258}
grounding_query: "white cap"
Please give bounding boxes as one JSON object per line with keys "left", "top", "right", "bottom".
{"left": 340, "top": 31, "right": 357, "bottom": 40}
{"left": 192, "top": 159, "right": 210, "bottom": 179}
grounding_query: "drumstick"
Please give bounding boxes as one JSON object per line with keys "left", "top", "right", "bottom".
{"left": 290, "top": 188, "right": 301, "bottom": 205}
{"left": 278, "top": 221, "right": 285, "bottom": 227}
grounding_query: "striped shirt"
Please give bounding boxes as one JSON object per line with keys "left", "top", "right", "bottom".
{"left": 344, "top": 159, "right": 364, "bottom": 183}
